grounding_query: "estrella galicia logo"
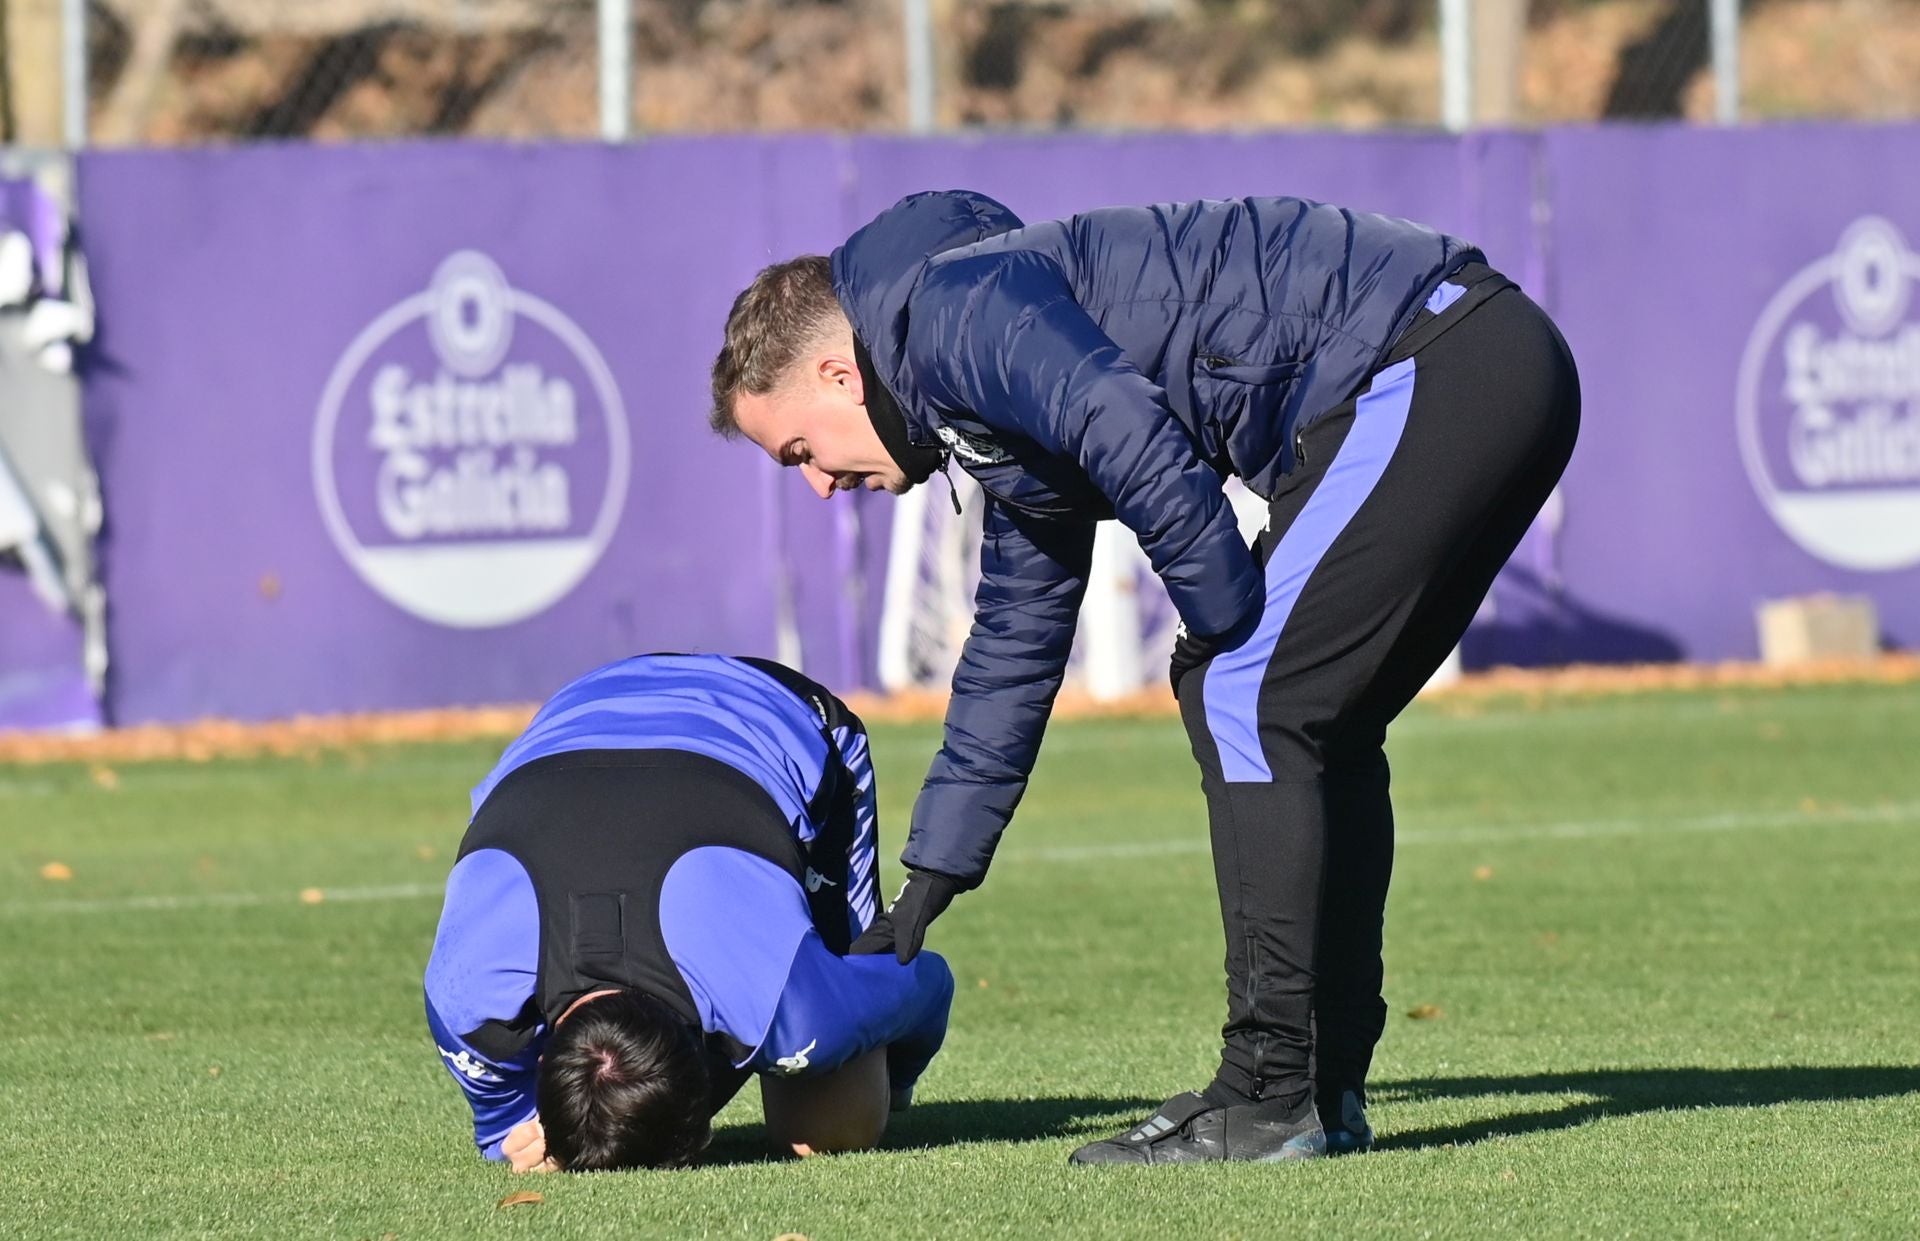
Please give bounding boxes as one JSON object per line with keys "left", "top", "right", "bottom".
{"left": 1736, "top": 218, "right": 1920, "bottom": 571}
{"left": 312, "top": 252, "right": 630, "bottom": 626}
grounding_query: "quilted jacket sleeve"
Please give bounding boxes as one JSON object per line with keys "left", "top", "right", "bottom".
{"left": 901, "top": 497, "right": 1095, "bottom": 885}
{"left": 906, "top": 248, "right": 1261, "bottom": 639}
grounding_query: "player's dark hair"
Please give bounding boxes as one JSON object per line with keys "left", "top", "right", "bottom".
{"left": 709, "top": 254, "right": 844, "bottom": 437}
{"left": 537, "top": 990, "right": 712, "bottom": 1171}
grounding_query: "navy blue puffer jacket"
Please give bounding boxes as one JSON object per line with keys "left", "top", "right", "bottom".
{"left": 832, "top": 190, "right": 1479, "bottom": 884}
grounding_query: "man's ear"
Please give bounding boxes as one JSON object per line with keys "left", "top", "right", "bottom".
{"left": 819, "top": 350, "right": 864, "bottom": 405}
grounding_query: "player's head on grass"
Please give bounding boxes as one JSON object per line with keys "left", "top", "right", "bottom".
{"left": 537, "top": 989, "right": 712, "bottom": 1171}
{"left": 709, "top": 255, "right": 915, "bottom": 500}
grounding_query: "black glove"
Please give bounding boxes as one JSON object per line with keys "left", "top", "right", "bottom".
{"left": 849, "top": 869, "right": 963, "bottom": 964}
{"left": 1169, "top": 609, "right": 1260, "bottom": 696}
{"left": 1168, "top": 623, "right": 1215, "bottom": 696}
{"left": 849, "top": 912, "right": 897, "bottom": 956}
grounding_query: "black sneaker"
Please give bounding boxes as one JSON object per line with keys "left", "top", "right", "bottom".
{"left": 1068, "top": 1092, "right": 1327, "bottom": 1165}
{"left": 1318, "top": 1089, "right": 1376, "bottom": 1155}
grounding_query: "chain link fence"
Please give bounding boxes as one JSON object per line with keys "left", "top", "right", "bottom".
{"left": 0, "top": 0, "right": 1917, "bottom": 145}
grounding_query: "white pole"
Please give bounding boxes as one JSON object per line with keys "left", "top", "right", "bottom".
{"left": 1439, "top": 0, "right": 1472, "bottom": 131}
{"left": 1710, "top": 0, "right": 1740, "bottom": 124}
{"left": 599, "top": 0, "right": 632, "bottom": 141}
{"left": 62, "top": 0, "right": 87, "bottom": 148}
{"left": 876, "top": 485, "right": 931, "bottom": 691}
{"left": 904, "top": 0, "right": 935, "bottom": 133}
{"left": 1081, "top": 524, "right": 1146, "bottom": 700}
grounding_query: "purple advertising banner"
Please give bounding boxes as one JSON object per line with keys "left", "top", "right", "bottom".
{"left": 79, "top": 140, "right": 851, "bottom": 723}
{"left": 1535, "top": 124, "right": 1920, "bottom": 662}
{"left": 65, "top": 125, "right": 1920, "bottom": 725}
{"left": 0, "top": 577, "right": 94, "bottom": 730}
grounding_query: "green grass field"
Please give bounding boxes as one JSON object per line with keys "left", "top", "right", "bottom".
{"left": 6, "top": 681, "right": 1920, "bottom": 1238}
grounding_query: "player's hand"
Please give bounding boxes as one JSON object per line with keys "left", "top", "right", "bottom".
{"left": 503, "top": 1116, "right": 557, "bottom": 1174}
{"left": 1169, "top": 611, "right": 1259, "bottom": 696}
{"left": 849, "top": 912, "right": 897, "bottom": 956}
{"left": 876, "top": 869, "right": 963, "bottom": 965}
{"left": 1168, "top": 622, "right": 1214, "bottom": 695}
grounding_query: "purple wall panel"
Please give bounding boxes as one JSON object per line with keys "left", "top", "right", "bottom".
{"left": 846, "top": 131, "right": 1499, "bottom": 258}
{"left": 60, "top": 125, "right": 1920, "bottom": 725}
{"left": 0, "top": 578, "right": 95, "bottom": 730}
{"left": 1542, "top": 124, "right": 1920, "bottom": 661}
{"left": 79, "top": 141, "right": 840, "bottom": 723}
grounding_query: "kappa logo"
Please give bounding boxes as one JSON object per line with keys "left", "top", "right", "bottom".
{"left": 803, "top": 867, "right": 838, "bottom": 893}
{"left": 438, "top": 1045, "right": 502, "bottom": 1084}
{"left": 312, "top": 251, "right": 632, "bottom": 627}
{"left": 935, "top": 423, "right": 1012, "bottom": 465}
{"left": 1737, "top": 217, "right": 1920, "bottom": 570}
{"left": 773, "top": 1039, "right": 817, "bottom": 1075}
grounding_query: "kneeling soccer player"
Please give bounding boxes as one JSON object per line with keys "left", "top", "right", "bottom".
{"left": 424, "top": 653, "right": 955, "bottom": 1171}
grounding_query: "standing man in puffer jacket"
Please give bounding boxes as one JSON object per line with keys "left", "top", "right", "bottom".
{"left": 708, "top": 190, "right": 1580, "bottom": 1165}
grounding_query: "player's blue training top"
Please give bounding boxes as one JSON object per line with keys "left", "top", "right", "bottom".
{"left": 423, "top": 654, "right": 954, "bottom": 1161}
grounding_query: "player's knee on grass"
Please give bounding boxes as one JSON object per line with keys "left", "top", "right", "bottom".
{"left": 760, "top": 1048, "right": 890, "bottom": 1157}
{"left": 537, "top": 991, "right": 713, "bottom": 1171}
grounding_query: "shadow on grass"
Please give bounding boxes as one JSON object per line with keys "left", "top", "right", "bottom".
{"left": 702, "top": 1094, "right": 1157, "bottom": 1167}
{"left": 1371, "top": 1066, "right": 1920, "bottom": 1150}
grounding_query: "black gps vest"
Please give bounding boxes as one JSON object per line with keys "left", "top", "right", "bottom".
{"left": 452, "top": 662, "right": 864, "bottom": 1071}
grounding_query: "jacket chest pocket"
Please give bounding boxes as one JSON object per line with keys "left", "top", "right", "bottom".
{"left": 1191, "top": 356, "right": 1305, "bottom": 460}
{"left": 1198, "top": 356, "right": 1304, "bottom": 388}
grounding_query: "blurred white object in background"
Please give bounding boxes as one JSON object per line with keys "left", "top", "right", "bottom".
{"left": 0, "top": 445, "right": 68, "bottom": 612}
{"left": 0, "top": 231, "right": 34, "bottom": 306}
{"left": 1757, "top": 595, "right": 1879, "bottom": 665}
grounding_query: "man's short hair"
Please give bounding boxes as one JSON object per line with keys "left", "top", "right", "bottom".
{"left": 709, "top": 255, "right": 844, "bottom": 438}
{"left": 537, "top": 990, "right": 712, "bottom": 1171}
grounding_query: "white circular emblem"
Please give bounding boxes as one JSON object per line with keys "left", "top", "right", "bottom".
{"left": 312, "top": 251, "right": 631, "bottom": 627}
{"left": 427, "top": 252, "right": 515, "bottom": 379}
{"left": 1735, "top": 217, "right": 1920, "bottom": 572}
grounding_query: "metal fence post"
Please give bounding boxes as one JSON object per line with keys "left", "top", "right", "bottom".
{"left": 904, "top": 0, "right": 935, "bottom": 132}
{"left": 1711, "top": 0, "right": 1741, "bottom": 123}
{"left": 62, "top": 0, "right": 88, "bottom": 148}
{"left": 1440, "top": 0, "right": 1472, "bottom": 131}
{"left": 599, "top": 0, "right": 632, "bottom": 141}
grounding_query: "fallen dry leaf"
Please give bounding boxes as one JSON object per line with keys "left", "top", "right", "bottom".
{"left": 497, "top": 1191, "right": 544, "bottom": 1208}
{"left": 40, "top": 861, "right": 73, "bottom": 881}
{"left": 207, "top": 1065, "right": 222, "bottom": 1077}
{"left": 299, "top": 887, "right": 325, "bottom": 905}
{"left": 1406, "top": 1003, "right": 1444, "bottom": 1021}
{"left": 90, "top": 766, "right": 119, "bottom": 790}
{"left": 977, "top": 978, "right": 990, "bottom": 989}
{"left": 1472, "top": 865, "right": 1494, "bottom": 881}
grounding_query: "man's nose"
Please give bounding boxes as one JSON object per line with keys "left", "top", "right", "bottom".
{"left": 799, "top": 462, "right": 836, "bottom": 499}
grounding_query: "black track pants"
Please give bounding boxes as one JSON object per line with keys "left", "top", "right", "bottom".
{"left": 1176, "top": 283, "right": 1581, "bottom": 1108}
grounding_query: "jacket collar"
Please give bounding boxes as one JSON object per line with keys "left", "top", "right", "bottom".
{"left": 855, "top": 334, "right": 945, "bottom": 485}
